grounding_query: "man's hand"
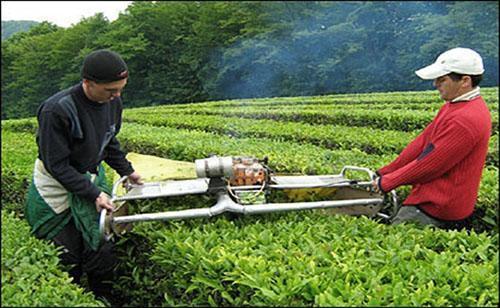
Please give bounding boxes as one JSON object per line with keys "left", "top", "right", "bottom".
{"left": 127, "top": 171, "right": 143, "bottom": 185}
{"left": 372, "top": 177, "right": 382, "bottom": 194}
{"left": 95, "top": 192, "right": 114, "bottom": 212}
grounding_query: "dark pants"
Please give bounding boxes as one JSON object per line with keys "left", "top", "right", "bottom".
{"left": 391, "top": 206, "right": 472, "bottom": 230}
{"left": 52, "top": 218, "right": 116, "bottom": 300}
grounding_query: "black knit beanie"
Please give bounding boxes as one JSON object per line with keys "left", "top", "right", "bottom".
{"left": 81, "top": 49, "right": 128, "bottom": 83}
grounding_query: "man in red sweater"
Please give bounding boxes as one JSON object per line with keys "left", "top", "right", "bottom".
{"left": 373, "top": 47, "right": 491, "bottom": 230}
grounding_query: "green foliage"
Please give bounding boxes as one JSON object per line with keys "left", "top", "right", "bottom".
{"left": 2, "top": 2, "right": 499, "bottom": 119}
{"left": 1, "top": 130, "right": 38, "bottom": 214}
{"left": 1, "top": 210, "right": 104, "bottom": 307}
{"left": 1, "top": 21, "right": 63, "bottom": 119}
{"left": 1, "top": 88, "right": 498, "bottom": 306}
{"left": 2, "top": 16, "right": 110, "bottom": 119}
{"left": 123, "top": 105, "right": 498, "bottom": 166}
{"left": 163, "top": 102, "right": 499, "bottom": 133}
{"left": 122, "top": 212, "right": 498, "bottom": 306}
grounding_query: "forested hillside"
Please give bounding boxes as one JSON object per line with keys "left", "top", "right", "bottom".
{"left": 2, "top": 1, "right": 498, "bottom": 119}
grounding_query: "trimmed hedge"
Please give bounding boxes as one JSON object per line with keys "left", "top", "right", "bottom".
{"left": 122, "top": 111, "right": 498, "bottom": 167}
{"left": 142, "top": 86, "right": 498, "bottom": 111}
{"left": 116, "top": 122, "right": 499, "bottom": 229}
{"left": 111, "top": 211, "right": 499, "bottom": 306}
{"left": 1, "top": 130, "right": 37, "bottom": 214}
{"left": 2, "top": 120, "right": 497, "bottom": 231}
{"left": 1, "top": 210, "right": 104, "bottom": 307}
{"left": 155, "top": 105, "right": 499, "bottom": 134}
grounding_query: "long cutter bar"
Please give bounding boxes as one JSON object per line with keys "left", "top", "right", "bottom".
{"left": 99, "top": 159, "right": 399, "bottom": 240}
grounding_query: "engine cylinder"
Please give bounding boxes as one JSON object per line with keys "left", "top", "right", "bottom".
{"left": 195, "top": 156, "right": 233, "bottom": 178}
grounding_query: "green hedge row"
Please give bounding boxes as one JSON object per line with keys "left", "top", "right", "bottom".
{"left": 145, "top": 86, "right": 498, "bottom": 111}
{"left": 156, "top": 97, "right": 498, "bottom": 113}
{"left": 111, "top": 210, "right": 498, "bottom": 306}
{"left": 2, "top": 119, "right": 498, "bottom": 231}
{"left": 1, "top": 210, "right": 104, "bottom": 307}
{"left": 154, "top": 106, "right": 499, "bottom": 134}
{"left": 122, "top": 111, "right": 418, "bottom": 155}
{"left": 2, "top": 86, "right": 498, "bottom": 306}
{"left": 1, "top": 130, "right": 37, "bottom": 213}
{"left": 248, "top": 100, "right": 499, "bottom": 113}
{"left": 2, "top": 119, "right": 498, "bottom": 306}
{"left": 122, "top": 111, "right": 498, "bottom": 167}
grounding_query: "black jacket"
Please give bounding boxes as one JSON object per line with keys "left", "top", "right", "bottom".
{"left": 36, "top": 82, "right": 134, "bottom": 202}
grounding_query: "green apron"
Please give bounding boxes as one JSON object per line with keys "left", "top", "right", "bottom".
{"left": 25, "top": 164, "right": 111, "bottom": 251}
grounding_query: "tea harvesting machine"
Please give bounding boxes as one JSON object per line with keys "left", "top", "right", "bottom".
{"left": 99, "top": 155, "right": 399, "bottom": 240}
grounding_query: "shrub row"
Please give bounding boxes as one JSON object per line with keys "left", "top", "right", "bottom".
{"left": 123, "top": 111, "right": 418, "bottom": 155}
{"left": 3, "top": 87, "right": 498, "bottom": 307}
{"left": 251, "top": 101, "right": 499, "bottom": 113}
{"left": 148, "top": 106, "right": 499, "bottom": 134}
{"left": 1, "top": 210, "right": 104, "bottom": 307}
{"left": 122, "top": 111, "right": 498, "bottom": 167}
{"left": 1, "top": 130, "right": 37, "bottom": 213}
{"left": 2, "top": 120, "right": 498, "bottom": 231}
{"left": 111, "top": 209, "right": 499, "bottom": 306}
{"left": 2, "top": 119, "right": 498, "bottom": 306}
{"left": 156, "top": 98, "right": 498, "bottom": 114}
{"left": 146, "top": 87, "right": 498, "bottom": 111}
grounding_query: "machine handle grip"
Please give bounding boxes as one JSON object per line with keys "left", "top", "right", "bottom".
{"left": 111, "top": 176, "right": 130, "bottom": 202}
{"left": 99, "top": 208, "right": 111, "bottom": 241}
{"left": 340, "top": 166, "right": 377, "bottom": 181}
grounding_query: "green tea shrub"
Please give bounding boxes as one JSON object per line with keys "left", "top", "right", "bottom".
{"left": 112, "top": 211, "right": 498, "bottom": 306}
{"left": 1, "top": 210, "right": 104, "bottom": 307}
{"left": 1, "top": 130, "right": 37, "bottom": 214}
{"left": 1, "top": 87, "right": 498, "bottom": 306}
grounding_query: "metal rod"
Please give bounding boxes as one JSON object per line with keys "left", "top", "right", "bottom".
{"left": 267, "top": 181, "right": 373, "bottom": 189}
{"left": 112, "top": 194, "right": 383, "bottom": 224}
{"left": 242, "top": 198, "right": 383, "bottom": 214}
{"left": 214, "top": 181, "right": 373, "bottom": 191}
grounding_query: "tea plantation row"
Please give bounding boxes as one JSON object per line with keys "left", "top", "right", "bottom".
{"left": 121, "top": 112, "right": 498, "bottom": 166}
{"left": 146, "top": 87, "right": 497, "bottom": 111}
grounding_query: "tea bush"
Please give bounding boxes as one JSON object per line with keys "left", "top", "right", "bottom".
{"left": 1, "top": 210, "right": 104, "bottom": 307}
{"left": 111, "top": 211, "right": 498, "bottom": 306}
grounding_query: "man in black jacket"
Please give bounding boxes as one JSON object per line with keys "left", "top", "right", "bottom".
{"left": 25, "top": 49, "right": 142, "bottom": 302}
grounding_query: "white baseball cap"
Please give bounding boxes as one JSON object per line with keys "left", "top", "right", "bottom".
{"left": 415, "top": 47, "right": 484, "bottom": 80}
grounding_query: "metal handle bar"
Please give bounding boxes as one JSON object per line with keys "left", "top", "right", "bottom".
{"left": 111, "top": 176, "right": 129, "bottom": 202}
{"left": 340, "top": 166, "right": 377, "bottom": 181}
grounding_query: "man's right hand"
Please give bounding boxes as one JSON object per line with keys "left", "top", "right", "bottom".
{"left": 95, "top": 192, "right": 114, "bottom": 212}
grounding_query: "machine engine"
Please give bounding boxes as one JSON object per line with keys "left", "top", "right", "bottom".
{"left": 195, "top": 156, "right": 270, "bottom": 186}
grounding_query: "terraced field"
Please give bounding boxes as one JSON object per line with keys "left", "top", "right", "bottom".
{"left": 2, "top": 87, "right": 498, "bottom": 306}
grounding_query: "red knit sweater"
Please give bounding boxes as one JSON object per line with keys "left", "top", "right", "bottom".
{"left": 378, "top": 96, "right": 491, "bottom": 220}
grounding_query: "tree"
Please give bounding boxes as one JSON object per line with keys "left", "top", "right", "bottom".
{"left": 2, "top": 22, "right": 62, "bottom": 118}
